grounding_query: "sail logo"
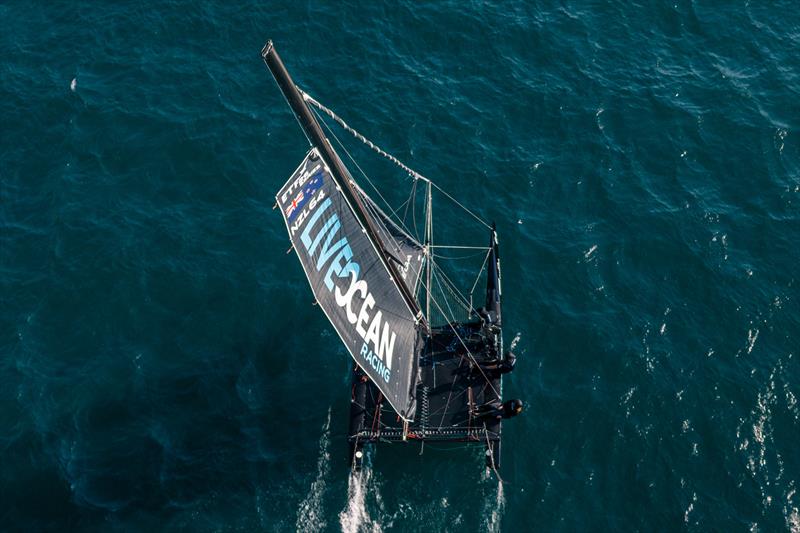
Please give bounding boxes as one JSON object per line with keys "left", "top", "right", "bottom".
{"left": 300, "top": 197, "right": 396, "bottom": 384}
{"left": 398, "top": 254, "right": 412, "bottom": 280}
{"left": 288, "top": 189, "right": 326, "bottom": 236}
{"left": 285, "top": 170, "right": 324, "bottom": 221}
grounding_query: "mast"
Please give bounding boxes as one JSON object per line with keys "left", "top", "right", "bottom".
{"left": 262, "top": 41, "right": 428, "bottom": 332}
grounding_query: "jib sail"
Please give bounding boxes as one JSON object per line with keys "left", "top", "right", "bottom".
{"left": 356, "top": 186, "right": 425, "bottom": 297}
{"left": 276, "top": 149, "right": 422, "bottom": 419}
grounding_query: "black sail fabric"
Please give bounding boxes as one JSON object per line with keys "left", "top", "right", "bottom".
{"left": 276, "top": 149, "right": 420, "bottom": 419}
{"left": 356, "top": 187, "right": 425, "bottom": 296}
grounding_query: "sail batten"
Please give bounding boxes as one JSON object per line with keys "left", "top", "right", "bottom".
{"left": 276, "top": 149, "right": 420, "bottom": 419}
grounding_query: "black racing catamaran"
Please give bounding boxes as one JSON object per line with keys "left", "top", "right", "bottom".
{"left": 262, "top": 41, "right": 521, "bottom": 471}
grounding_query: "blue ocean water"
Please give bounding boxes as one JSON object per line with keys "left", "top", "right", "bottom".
{"left": 2, "top": 1, "right": 800, "bottom": 531}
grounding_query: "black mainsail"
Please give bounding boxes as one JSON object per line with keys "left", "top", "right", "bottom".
{"left": 356, "top": 187, "right": 425, "bottom": 296}
{"left": 276, "top": 150, "right": 422, "bottom": 418}
{"left": 263, "top": 41, "right": 428, "bottom": 420}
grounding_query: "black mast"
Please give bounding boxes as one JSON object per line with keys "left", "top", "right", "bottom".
{"left": 262, "top": 40, "right": 427, "bottom": 331}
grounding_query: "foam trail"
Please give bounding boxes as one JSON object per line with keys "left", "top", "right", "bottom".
{"left": 481, "top": 469, "right": 506, "bottom": 533}
{"left": 295, "top": 408, "right": 332, "bottom": 532}
{"left": 339, "top": 464, "right": 382, "bottom": 533}
{"left": 509, "top": 332, "right": 521, "bottom": 351}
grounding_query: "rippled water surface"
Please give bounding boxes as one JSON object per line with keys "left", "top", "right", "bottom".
{"left": 2, "top": 1, "right": 800, "bottom": 531}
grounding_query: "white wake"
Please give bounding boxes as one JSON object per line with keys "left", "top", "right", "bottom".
{"left": 296, "top": 408, "right": 332, "bottom": 532}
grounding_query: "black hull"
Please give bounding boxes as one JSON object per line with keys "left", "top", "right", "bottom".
{"left": 348, "top": 320, "right": 503, "bottom": 471}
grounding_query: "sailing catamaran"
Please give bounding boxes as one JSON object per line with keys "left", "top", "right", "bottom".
{"left": 262, "top": 41, "right": 521, "bottom": 471}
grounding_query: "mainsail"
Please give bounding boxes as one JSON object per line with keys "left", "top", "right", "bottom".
{"left": 276, "top": 149, "right": 422, "bottom": 419}
{"left": 356, "top": 186, "right": 425, "bottom": 296}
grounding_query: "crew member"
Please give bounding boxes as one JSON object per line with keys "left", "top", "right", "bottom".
{"left": 474, "top": 306, "right": 497, "bottom": 326}
{"left": 473, "top": 399, "right": 524, "bottom": 421}
{"left": 477, "top": 351, "right": 516, "bottom": 378}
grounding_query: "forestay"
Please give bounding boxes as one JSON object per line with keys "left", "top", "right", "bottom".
{"left": 276, "top": 149, "right": 422, "bottom": 419}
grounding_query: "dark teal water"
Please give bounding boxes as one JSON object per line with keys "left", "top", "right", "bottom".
{"left": 2, "top": 1, "right": 800, "bottom": 531}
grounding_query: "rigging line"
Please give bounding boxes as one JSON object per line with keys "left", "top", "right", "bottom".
{"left": 301, "top": 89, "right": 430, "bottom": 183}
{"left": 416, "top": 276, "right": 500, "bottom": 398}
{"left": 429, "top": 291, "right": 501, "bottom": 398}
{"left": 401, "top": 177, "right": 416, "bottom": 231}
{"left": 411, "top": 178, "right": 421, "bottom": 243}
{"left": 430, "top": 259, "right": 473, "bottom": 312}
{"left": 301, "top": 88, "right": 493, "bottom": 230}
{"left": 433, "top": 251, "right": 489, "bottom": 260}
{"left": 424, "top": 179, "right": 433, "bottom": 332}
{"left": 429, "top": 259, "right": 468, "bottom": 307}
{"left": 396, "top": 181, "right": 415, "bottom": 225}
{"left": 312, "top": 106, "right": 418, "bottom": 240}
{"left": 436, "top": 355, "right": 467, "bottom": 430}
{"left": 390, "top": 195, "right": 413, "bottom": 226}
{"left": 430, "top": 255, "right": 471, "bottom": 302}
{"left": 356, "top": 190, "right": 409, "bottom": 261}
{"left": 469, "top": 248, "right": 493, "bottom": 299}
{"left": 429, "top": 245, "right": 492, "bottom": 250}
{"left": 433, "top": 269, "right": 462, "bottom": 329}
{"left": 355, "top": 183, "right": 423, "bottom": 249}
{"left": 433, "top": 277, "right": 470, "bottom": 323}
{"left": 430, "top": 181, "right": 492, "bottom": 230}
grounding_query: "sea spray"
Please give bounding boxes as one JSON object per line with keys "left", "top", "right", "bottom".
{"left": 480, "top": 468, "right": 506, "bottom": 533}
{"left": 295, "top": 408, "right": 332, "bottom": 531}
{"left": 339, "top": 454, "right": 383, "bottom": 533}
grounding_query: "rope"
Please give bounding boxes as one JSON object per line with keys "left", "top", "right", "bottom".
{"left": 301, "top": 89, "right": 429, "bottom": 183}
{"left": 432, "top": 258, "right": 474, "bottom": 315}
{"left": 430, "top": 181, "right": 492, "bottom": 230}
{"left": 312, "top": 106, "right": 419, "bottom": 241}
{"left": 416, "top": 274, "right": 501, "bottom": 399}
{"left": 402, "top": 178, "right": 417, "bottom": 234}
{"left": 430, "top": 245, "right": 492, "bottom": 250}
{"left": 468, "top": 248, "right": 493, "bottom": 304}
{"left": 436, "top": 355, "right": 467, "bottom": 430}
{"left": 433, "top": 269, "right": 463, "bottom": 326}
{"left": 300, "top": 88, "right": 492, "bottom": 230}
{"left": 433, "top": 250, "right": 490, "bottom": 260}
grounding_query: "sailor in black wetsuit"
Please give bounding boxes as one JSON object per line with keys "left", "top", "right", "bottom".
{"left": 473, "top": 399, "right": 524, "bottom": 421}
{"left": 477, "top": 351, "right": 516, "bottom": 378}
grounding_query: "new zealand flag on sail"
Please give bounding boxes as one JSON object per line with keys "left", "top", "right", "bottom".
{"left": 285, "top": 170, "right": 324, "bottom": 221}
